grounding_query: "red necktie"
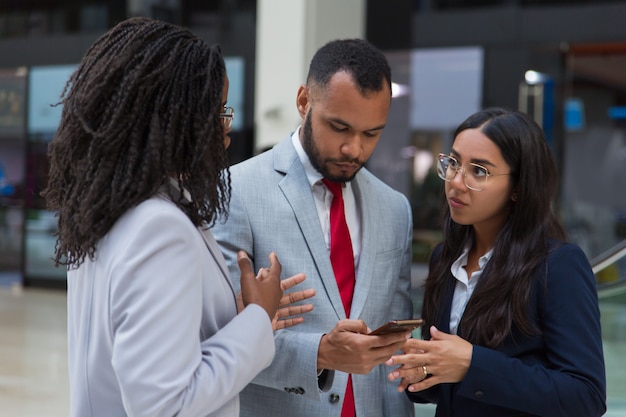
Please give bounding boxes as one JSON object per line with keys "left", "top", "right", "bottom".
{"left": 322, "top": 179, "right": 356, "bottom": 417}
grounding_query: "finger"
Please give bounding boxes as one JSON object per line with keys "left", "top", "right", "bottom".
{"left": 267, "top": 251, "right": 282, "bottom": 276}
{"left": 408, "top": 376, "right": 436, "bottom": 393}
{"left": 273, "top": 317, "right": 305, "bottom": 331}
{"left": 369, "top": 331, "right": 411, "bottom": 348}
{"left": 404, "top": 338, "right": 429, "bottom": 352}
{"left": 237, "top": 251, "right": 254, "bottom": 279}
{"left": 386, "top": 353, "right": 425, "bottom": 366}
{"left": 256, "top": 267, "right": 270, "bottom": 279}
{"left": 429, "top": 325, "right": 448, "bottom": 340}
{"left": 279, "top": 288, "right": 316, "bottom": 306}
{"left": 397, "top": 377, "right": 412, "bottom": 392}
{"left": 390, "top": 365, "right": 430, "bottom": 391}
{"left": 280, "top": 273, "right": 307, "bottom": 291}
{"left": 276, "top": 303, "right": 314, "bottom": 319}
{"left": 335, "top": 319, "right": 369, "bottom": 334}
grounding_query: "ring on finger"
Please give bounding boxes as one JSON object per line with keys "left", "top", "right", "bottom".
{"left": 422, "top": 365, "right": 428, "bottom": 377}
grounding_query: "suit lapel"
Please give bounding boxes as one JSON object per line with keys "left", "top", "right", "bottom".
{"left": 274, "top": 139, "right": 347, "bottom": 320}
{"left": 349, "top": 173, "right": 377, "bottom": 319}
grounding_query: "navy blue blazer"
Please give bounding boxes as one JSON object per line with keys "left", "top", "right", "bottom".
{"left": 408, "top": 241, "right": 606, "bottom": 417}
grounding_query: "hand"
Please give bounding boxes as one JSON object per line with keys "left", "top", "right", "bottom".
{"left": 238, "top": 251, "right": 282, "bottom": 320}
{"left": 385, "top": 325, "right": 473, "bottom": 392}
{"left": 272, "top": 273, "right": 316, "bottom": 331}
{"left": 317, "top": 319, "right": 410, "bottom": 374}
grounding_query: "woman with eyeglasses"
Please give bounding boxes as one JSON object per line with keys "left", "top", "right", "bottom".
{"left": 386, "top": 107, "right": 606, "bottom": 416}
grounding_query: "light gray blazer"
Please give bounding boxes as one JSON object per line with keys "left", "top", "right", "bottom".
{"left": 211, "top": 137, "right": 415, "bottom": 416}
{"left": 67, "top": 193, "right": 275, "bottom": 417}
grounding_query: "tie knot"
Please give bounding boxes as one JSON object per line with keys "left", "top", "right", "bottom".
{"left": 322, "top": 179, "right": 343, "bottom": 198}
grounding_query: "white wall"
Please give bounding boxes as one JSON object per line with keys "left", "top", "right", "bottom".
{"left": 254, "top": 0, "right": 365, "bottom": 151}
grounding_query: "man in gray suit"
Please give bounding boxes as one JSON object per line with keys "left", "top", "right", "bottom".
{"left": 211, "top": 39, "right": 415, "bottom": 417}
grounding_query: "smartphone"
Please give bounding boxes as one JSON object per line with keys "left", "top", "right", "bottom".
{"left": 368, "top": 319, "right": 424, "bottom": 335}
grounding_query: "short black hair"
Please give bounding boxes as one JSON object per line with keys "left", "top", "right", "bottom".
{"left": 306, "top": 38, "right": 391, "bottom": 96}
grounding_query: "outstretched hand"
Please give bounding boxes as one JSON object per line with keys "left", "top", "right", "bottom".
{"left": 273, "top": 272, "right": 315, "bottom": 331}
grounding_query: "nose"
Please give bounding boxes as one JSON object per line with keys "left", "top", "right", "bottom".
{"left": 340, "top": 135, "right": 361, "bottom": 159}
{"left": 449, "top": 166, "right": 468, "bottom": 189}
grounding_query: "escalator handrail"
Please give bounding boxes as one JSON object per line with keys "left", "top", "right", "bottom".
{"left": 589, "top": 238, "right": 626, "bottom": 299}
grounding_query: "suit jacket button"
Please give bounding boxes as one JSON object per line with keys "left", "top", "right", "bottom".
{"left": 474, "top": 390, "right": 484, "bottom": 398}
{"left": 329, "top": 393, "right": 340, "bottom": 404}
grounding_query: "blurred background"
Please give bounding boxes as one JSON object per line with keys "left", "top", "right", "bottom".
{"left": 0, "top": 1, "right": 624, "bottom": 416}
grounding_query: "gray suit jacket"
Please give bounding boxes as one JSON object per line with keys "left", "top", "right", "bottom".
{"left": 67, "top": 193, "right": 275, "bottom": 417}
{"left": 211, "top": 137, "right": 415, "bottom": 416}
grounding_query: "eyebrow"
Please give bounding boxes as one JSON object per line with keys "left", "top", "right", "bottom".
{"left": 450, "top": 149, "right": 496, "bottom": 168}
{"left": 328, "top": 117, "right": 386, "bottom": 132}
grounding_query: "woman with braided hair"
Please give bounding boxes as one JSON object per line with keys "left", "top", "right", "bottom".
{"left": 43, "top": 17, "right": 313, "bottom": 417}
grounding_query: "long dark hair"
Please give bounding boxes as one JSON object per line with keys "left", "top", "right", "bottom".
{"left": 422, "top": 107, "right": 566, "bottom": 348}
{"left": 42, "top": 17, "right": 231, "bottom": 267}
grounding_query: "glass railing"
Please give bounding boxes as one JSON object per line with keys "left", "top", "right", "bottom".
{"left": 593, "top": 239, "right": 626, "bottom": 417}
{"left": 593, "top": 238, "right": 626, "bottom": 298}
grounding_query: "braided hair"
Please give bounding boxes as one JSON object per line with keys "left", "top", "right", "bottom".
{"left": 43, "top": 17, "right": 231, "bottom": 267}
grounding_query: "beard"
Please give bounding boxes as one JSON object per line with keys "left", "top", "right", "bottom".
{"left": 301, "top": 109, "right": 363, "bottom": 183}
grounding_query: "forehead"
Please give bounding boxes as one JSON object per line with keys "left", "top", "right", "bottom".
{"left": 310, "top": 71, "right": 391, "bottom": 129}
{"left": 452, "top": 128, "right": 504, "bottom": 163}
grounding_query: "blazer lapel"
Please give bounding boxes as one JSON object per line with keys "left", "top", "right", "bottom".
{"left": 348, "top": 173, "right": 377, "bottom": 319}
{"left": 199, "top": 226, "right": 238, "bottom": 302}
{"left": 274, "top": 138, "right": 347, "bottom": 320}
{"left": 160, "top": 181, "right": 237, "bottom": 305}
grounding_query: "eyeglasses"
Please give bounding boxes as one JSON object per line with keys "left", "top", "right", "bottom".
{"left": 220, "top": 106, "right": 235, "bottom": 131}
{"left": 436, "top": 153, "right": 510, "bottom": 191}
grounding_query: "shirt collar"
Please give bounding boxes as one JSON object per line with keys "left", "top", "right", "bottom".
{"left": 167, "top": 177, "right": 192, "bottom": 203}
{"left": 291, "top": 127, "right": 325, "bottom": 188}
{"left": 451, "top": 244, "right": 493, "bottom": 272}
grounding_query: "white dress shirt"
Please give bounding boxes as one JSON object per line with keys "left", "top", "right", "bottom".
{"left": 291, "top": 129, "right": 362, "bottom": 269}
{"left": 449, "top": 246, "right": 492, "bottom": 334}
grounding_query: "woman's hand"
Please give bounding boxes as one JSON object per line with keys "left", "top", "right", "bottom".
{"left": 238, "top": 251, "right": 282, "bottom": 320}
{"left": 386, "top": 326, "right": 473, "bottom": 392}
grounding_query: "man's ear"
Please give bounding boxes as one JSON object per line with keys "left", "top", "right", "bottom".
{"left": 296, "top": 85, "right": 310, "bottom": 118}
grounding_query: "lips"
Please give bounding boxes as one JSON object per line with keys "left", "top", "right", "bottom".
{"left": 448, "top": 196, "right": 467, "bottom": 209}
{"left": 334, "top": 162, "right": 360, "bottom": 172}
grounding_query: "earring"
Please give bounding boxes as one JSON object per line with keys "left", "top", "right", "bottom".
{"left": 512, "top": 193, "right": 518, "bottom": 202}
